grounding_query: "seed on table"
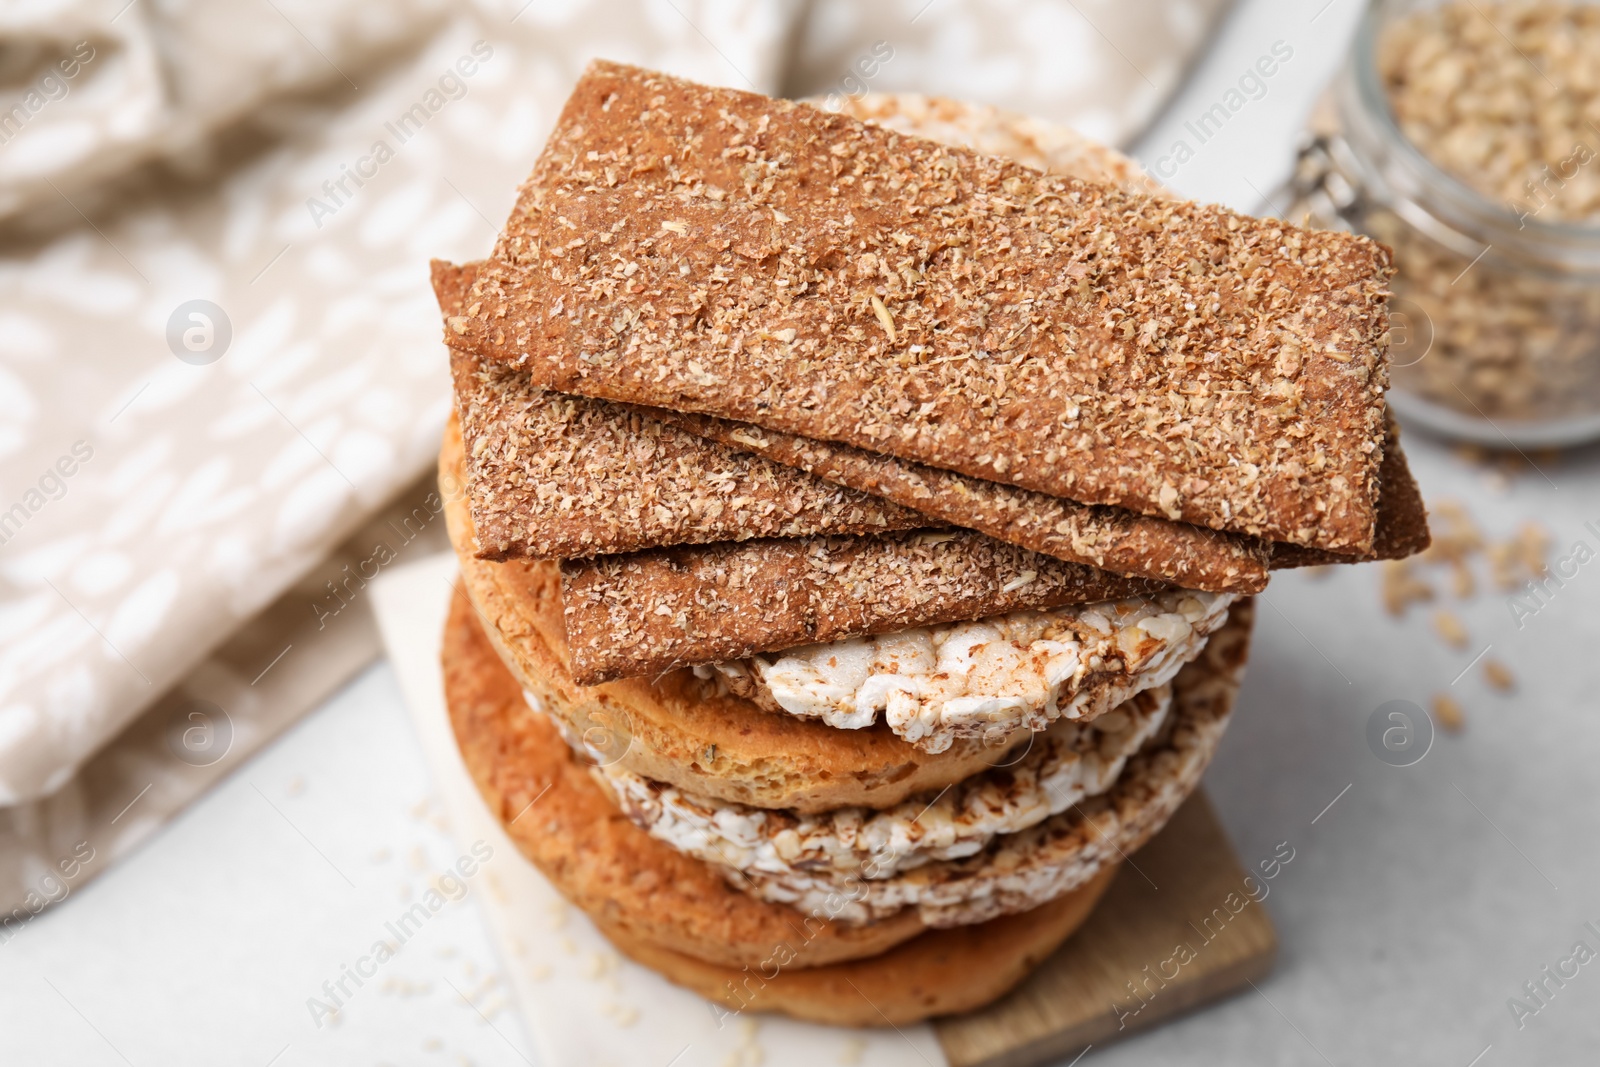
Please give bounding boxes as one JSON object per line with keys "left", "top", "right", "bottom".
{"left": 1432, "top": 692, "right": 1466, "bottom": 733}
{"left": 1433, "top": 609, "right": 1469, "bottom": 649}
{"left": 1484, "top": 659, "right": 1515, "bottom": 692}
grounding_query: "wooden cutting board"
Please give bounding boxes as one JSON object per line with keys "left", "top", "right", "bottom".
{"left": 933, "top": 791, "right": 1277, "bottom": 1067}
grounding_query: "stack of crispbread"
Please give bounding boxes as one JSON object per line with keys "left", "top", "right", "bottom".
{"left": 433, "top": 63, "right": 1429, "bottom": 1026}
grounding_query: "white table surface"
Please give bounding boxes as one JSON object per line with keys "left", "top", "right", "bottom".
{"left": 4, "top": 2, "right": 1599, "bottom": 1064}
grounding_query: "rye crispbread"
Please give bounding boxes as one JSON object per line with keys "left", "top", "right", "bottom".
{"left": 597, "top": 865, "right": 1117, "bottom": 1026}
{"left": 442, "top": 418, "right": 1161, "bottom": 686}
{"left": 1272, "top": 416, "right": 1431, "bottom": 567}
{"left": 663, "top": 403, "right": 1430, "bottom": 573}
{"left": 451, "top": 60, "right": 1396, "bottom": 553}
{"left": 436, "top": 260, "right": 923, "bottom": 560}
{"left": 438, "top": 97, "right": 1421, "bottom": 586}
{"left": 649, "top": 406, "right": 1271, "bottom": 593}
{"left": 554, "top": 459, "right": 1420, "bottom": 681}
{"left": 446, "top": 250, "right": 1266, "bottom": 591}
{"left": 436, "top": 96, "right": 1263, "bottom": 589}
{"left": 559, "top": 532, "right": 1164, "bottom": 686}
{"left": 441, "top": 406, "right": 1422, "bottom": 686}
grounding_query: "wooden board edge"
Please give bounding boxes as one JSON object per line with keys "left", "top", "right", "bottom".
{"left": 933, "top": 790, "right": 1279, "bottom": 1067}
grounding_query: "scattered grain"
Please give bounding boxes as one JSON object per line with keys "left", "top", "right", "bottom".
{"left": 1433, "top": 609, "right": 1469, "bottom": 649}
{"left": 1484, "top": 659, "right": 1515, "bottom": 692}
{"left": 1382, "top": 559, "right": 1435, "bottom": 617}
{"left": 1421, "top": 500, "right": 1484, "bottom": 566}
{"left": 1432, "top": 692, "right": 1465, "bottom": 732}
{"left": 1513, "top": 521, "right": 1551, "bottom": 577}
{"left": 1489, "top": 520, "right": 1552, "bottom": 590}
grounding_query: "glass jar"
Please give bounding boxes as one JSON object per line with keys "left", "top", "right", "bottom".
{"left": 1287, "top": 0, "right": 1600, "bottom": 447}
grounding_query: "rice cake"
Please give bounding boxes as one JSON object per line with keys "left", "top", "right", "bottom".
{"left": 442, "top": 582, "right": 923, "bottom": 966}
{"left": 603, "top": 685, "right": 1174, "bottom": 881}
{"left": 620, "top": 602, "right": 1253, "bottom": 928}
{"left": 441, "top": 575, "right": 1250, "bottom": 959}
{"left": 710, "top": 589, "right": 1232, "bottom": 752}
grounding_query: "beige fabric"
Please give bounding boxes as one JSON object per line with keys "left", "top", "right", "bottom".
{"left": 0, "top": 0, "right": 457, "bottom": 224}
{"left": 0, "top": 0, "right": 1229, "bottom": 913}
{"left": 0, "top": 2, "right": 796, "bottom": 809}
{"left": 786, "top": 0, "right": 1231, "bottom": 147}
{"left": 0, "top": 477, "right": 446, "bottom": 937}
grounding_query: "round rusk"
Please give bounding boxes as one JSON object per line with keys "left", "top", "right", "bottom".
{"left": 595, "top": 864, "right": 1117, "bottom": 1027}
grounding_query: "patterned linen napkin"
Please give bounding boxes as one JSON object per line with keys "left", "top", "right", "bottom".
{"left": 0, "top": 0, "right": 1229, "bottom": 920}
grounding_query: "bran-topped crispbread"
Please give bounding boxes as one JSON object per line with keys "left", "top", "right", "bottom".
{"left": 648, "top": 405, "right": 1272, "bottom": 593}
{"left": 442, "top": 407, "right": 1425, "bottom": 687}
{"left": 547, "top": 429, "right": 1423, "bottom": 683}
{"left": 440, "top": 418, "right": 1165, "bottom": 686}
{"left": 661, "top": 403, "right": 1431, "bottom": 572}
{"left": 452, "top": 60, "right": 1396, "bottom": 553}
{"left": 560, "top": 532, "right": 1166, "bottom": 686}
{"left": 437, "top": 260, "right": 924, "bottom": 560}
{"left": 1272, "top": 414, "right": 1431, "bottom": 567}
{"left": 432, "top": 95, "right": 1272, "bottom": 591}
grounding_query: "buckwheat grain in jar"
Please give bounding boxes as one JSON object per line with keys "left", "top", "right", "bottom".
{"left": 1289, "top": 0, "right": 1600, "bottom": 446}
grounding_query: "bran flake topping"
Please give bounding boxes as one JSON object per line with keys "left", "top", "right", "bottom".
{"left": 454, "top": 61, "right": 1395, "bottom": 553}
